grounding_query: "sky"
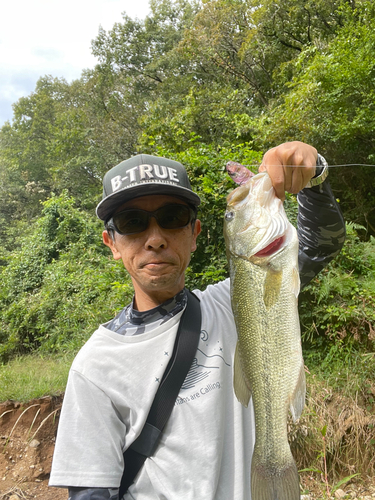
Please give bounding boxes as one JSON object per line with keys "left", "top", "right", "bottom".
{"left": 0, "top": 0, "right": 151, "bottom": 127}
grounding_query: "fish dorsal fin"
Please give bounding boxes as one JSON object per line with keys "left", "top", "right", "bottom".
{"left": 263, "top": 268, "right": 282, "bottom": 309}
{"left": 289, "top": 363, "right": 306, "bottom": 421}
{"left": 233, "top": 343, "right": 252, "bottom": 407}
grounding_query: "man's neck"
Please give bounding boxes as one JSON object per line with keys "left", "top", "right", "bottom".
{"left": 133, "top": 287, "right": 185, "bottom": 312}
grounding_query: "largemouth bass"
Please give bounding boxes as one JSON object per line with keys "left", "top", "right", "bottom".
{"left": 224, "top": 162, "right": 305, "bottom": 500}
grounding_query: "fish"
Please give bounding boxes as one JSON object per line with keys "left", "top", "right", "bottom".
{"left": 224, "top": 161, "right": 305, "bottom": 500}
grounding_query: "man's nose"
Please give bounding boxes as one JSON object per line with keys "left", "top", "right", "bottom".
{"left": 144, "top": 216, "right": 168, "bottom": 249}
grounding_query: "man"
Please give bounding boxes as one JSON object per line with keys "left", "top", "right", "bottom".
{"left": 49, "top": 141, "right": 345, "bottom": 500}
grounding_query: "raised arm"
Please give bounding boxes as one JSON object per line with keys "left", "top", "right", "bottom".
{"left": 259, "top": 141, "right": 346, "bottom": 288}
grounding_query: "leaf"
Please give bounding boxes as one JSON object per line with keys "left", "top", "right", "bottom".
{"left": 299, "top": 467, "right": 323, "bottom": 474}
{"left": 332, "top": 473, "right": 360, "bottom": 493}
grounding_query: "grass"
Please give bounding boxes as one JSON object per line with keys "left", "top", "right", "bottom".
{"left": 289, "top": 369, "right": 375, "bottom": 495}
{"left": 0, "top": 353, "right": 74, "bottom": 402}
{"left": 0, "top": 484, "right": 29, "bottom": 499}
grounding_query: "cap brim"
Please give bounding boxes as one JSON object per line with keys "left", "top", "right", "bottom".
{"left": 96, "top": 183, "right": 201, "bottom": 221}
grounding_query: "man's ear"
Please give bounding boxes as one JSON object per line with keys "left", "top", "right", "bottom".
{"left": 191, "top": 219, "right": 201, "bottom": 252}
{"left": 102, "top": 230, "right": 122, "bottom": 260}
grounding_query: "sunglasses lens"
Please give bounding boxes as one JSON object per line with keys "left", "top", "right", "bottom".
{"left": 113, "top": 210, "right": 149, "bottom": 234}
{"left": 111, "top": 204, "right": 194, "bottom": 235}
{"left": 157, "top": 205, "right": 192, "bottom": 229}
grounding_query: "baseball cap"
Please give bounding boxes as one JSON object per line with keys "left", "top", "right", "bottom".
{"left": 96, "top": 154, "right": 201, "bottom": 221}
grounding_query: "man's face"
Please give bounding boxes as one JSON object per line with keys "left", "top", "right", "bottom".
{"left": 102, "top": 195, "right": 201, "bottom": 309}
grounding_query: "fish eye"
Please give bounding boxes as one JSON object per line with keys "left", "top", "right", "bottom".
{"left": 225, "top": 211, "right": 234, "bottom": 221}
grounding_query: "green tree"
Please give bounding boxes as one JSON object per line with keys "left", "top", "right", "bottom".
{"left": 0, "top": 77, "right": 67, "bottom": 222}
{"left": 0, "top": 76, "right": 102, "bottom": 223}
{"left": 0, "top": 71, "right": 143, "bottom": 235}
{"left": 255, "top": 2, "right": 375, "bottom": 231}
{"left": 139, "top": 0, "right": 357, "bottom": 149}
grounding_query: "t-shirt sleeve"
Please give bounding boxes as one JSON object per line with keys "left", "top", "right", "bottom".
{"left": 68, "top": 487, "right": 119, "bottom": 499}
{"left": 49, "top": 369, "right": 127, "bottom": 488}
{"left": 193, "top": 278, "right": 232, "bottom": 311}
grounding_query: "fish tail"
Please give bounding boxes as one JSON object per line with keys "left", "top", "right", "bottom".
{"left": 251, "top": 456, "right": 300, "bottom": 500}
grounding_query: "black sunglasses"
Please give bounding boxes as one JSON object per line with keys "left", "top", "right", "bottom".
{"left": 108, "top": 204, "right": 196, "bottom": 235}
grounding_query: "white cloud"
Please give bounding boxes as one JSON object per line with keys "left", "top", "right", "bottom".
{"left": 0, "top": 0, "right": 151, "bottom": 125}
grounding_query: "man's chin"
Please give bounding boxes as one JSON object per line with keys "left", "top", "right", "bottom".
{"left": 146, "top": 276, "right": 178, "bottom": 289}
{"left": 141, "top": 273, "right": 183, "bottom": 293}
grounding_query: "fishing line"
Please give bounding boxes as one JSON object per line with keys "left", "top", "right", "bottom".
{"left": 240, "top": 163, "right": 375, "bottom": 168}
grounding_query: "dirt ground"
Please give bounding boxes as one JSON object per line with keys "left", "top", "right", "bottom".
{"left": 0, "top": 397, "right": 67, "bottom": 500}
{"left": 1, "top": 396, "right": 374, "bottom": 499}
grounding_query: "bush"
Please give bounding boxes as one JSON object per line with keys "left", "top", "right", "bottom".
{"left": 299, "top": 223, "right": 375, "bottom": 374}
{"left": 0, "top": 193, "right": 133, "bottom": 360}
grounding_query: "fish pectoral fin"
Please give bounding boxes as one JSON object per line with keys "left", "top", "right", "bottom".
{"left": 263, "top": 268, "right": 282, "bottom": 309}
{"left": 290, "top": 363, "right": 306, "bottom": 422}
{"left": 233, "top": 343, "right": 252, "bottom": 407}
{"left": 292, "top": 265, "right": 300, "bottom": 298}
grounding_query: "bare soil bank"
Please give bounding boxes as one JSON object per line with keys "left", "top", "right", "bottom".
{"left": 0, "top": 396, "right": 66, "bottom": 500}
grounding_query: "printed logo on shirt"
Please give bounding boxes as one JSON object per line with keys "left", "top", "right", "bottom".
{"left": 174, "top": 330, "right": 231, "bottom": 406}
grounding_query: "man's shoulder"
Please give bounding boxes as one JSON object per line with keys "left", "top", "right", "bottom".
{"left": 69, "top": 327, "right": 106, "bottom": 370}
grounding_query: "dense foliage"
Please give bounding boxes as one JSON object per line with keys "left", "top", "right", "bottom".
{"left": 1, "top": 0, "right": 375, "bottom": 372}
{"left": 300, "top": 224, "right": 375, "bottom": 372}
{"left": 0, "top": 194, "right": 133, "bottom": 359}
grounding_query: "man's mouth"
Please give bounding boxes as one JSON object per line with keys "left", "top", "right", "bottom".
{"left": 142, "top": 261, "right": 172, "bottom": 268}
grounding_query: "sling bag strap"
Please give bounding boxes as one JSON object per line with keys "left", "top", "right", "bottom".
{"left": 119, "top": 290, "right": 202, "bottom": 498}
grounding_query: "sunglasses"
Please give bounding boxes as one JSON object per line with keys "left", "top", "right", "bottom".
{"left": 108, "top": 204, "right": 196, "bottom": 235}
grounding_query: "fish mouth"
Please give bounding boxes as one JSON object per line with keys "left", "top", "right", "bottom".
{"left": 254, "top": 236, "right": 285, "bottom": 257}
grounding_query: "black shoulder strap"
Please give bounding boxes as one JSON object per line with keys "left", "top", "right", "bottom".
{"left": 119, "top": 290, "right": 201, "bottom": 498}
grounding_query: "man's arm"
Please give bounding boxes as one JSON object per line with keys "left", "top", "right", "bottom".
{"left": 258, "top": 141, "right": 346, "bottom": 287}
{"left": 297, "top": 172, "right": 345, "bottom": 288}
{"left": 49, "top": 369, "right": 127, "bottom": 500}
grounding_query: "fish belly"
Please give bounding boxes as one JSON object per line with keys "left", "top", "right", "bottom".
{"left": 231, "top": 256, "right": 305, "bottom": 500}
